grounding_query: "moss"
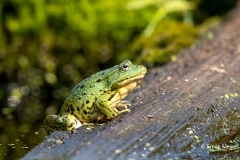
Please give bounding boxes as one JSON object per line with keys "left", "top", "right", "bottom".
{"left": 131, "top": 19, "right": 198, "bottom": 65}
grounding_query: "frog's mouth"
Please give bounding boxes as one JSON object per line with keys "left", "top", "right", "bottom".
{"left": 129, "top": 74, "right": 145, "bottom": 83}
{"left": 114, "top": 70, "right": 147, "bottom": 88}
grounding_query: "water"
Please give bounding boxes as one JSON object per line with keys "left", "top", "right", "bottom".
{"left": 0, "top": 120, "right": 46, "bottom": 159}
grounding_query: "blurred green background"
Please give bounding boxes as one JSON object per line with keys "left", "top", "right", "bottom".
{"left": 0, "top": 0, "right": 238, "bottom": 159}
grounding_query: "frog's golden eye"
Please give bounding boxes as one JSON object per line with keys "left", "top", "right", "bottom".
{"left": 121, "top": 62, "right": 130, "bottom": 71}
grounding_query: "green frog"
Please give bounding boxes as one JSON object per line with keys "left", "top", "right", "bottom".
{"left": 44, "top": 60, "right": 147, "bottom": 135}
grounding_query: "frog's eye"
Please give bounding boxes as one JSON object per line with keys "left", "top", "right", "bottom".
{"left": 121, "top": 62, "right": 130, "bottom": 71}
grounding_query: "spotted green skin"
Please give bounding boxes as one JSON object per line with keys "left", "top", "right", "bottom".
{"left": 44, "top": 60, "right": 147, "bottom": 135}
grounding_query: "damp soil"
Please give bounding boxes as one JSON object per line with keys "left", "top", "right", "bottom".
{"left": 22, "top": 2, "right": 240, "bottom": 160}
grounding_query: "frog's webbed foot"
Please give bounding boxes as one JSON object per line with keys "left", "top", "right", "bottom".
{"left": 116, "top": 100, "right": 131, "bottom": 109}
{"left": 44, "top": 114, "right": 82, "bottom": 135}
{"left": 95, "top": 96, "right": 131, "bottom": 119}
{"left": 113, "top": 100, "right": 131, "bottom": 114}
{"left": 114, "top": 108, "right": 131, "bottom": 114}
{"left": 82, "top": 122, "right": 95, "bottom": 126}
{"left": 111, "top": 101, "right": 129, "bottom": 115}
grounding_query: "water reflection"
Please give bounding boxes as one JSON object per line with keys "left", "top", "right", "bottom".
{"left": 1, "top": 81, "right": 52, "bottom": 159}
{"left": 0, "top": 121, "right": 46, "bottom": 159}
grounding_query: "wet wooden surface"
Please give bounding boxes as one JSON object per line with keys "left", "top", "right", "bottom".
{"left": 22, "top": 2, "right": 240, "bottom": 160}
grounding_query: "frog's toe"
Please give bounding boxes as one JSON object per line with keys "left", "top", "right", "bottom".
{"left": 44, "top": 115, "right": 63, "bottom": 134}
{"left": 121, "top": 100, "right": 131, "bottom": 105}
{"left": 62, "top": 114, "right": 82, "bottom": 130}
{"left": 71, "top": 129, "right": 77, "bottom": 134}
{"left": 117, "top": 108, "right": 131, "bottom": 114}
{"left": 82, "top": 122, "right": 95, "bottom": 126}
{"left": 116, "top": 101, "right": 131, "bottom": 109}
{"left": 44, "top": 114, "right": 82, "bottom": 135}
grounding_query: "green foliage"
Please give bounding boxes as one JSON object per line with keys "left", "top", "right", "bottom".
{"left": 132, "top": 19, "right": 198, "bottom": 65}
{"left": 127, "top": 0, "right": 196, "bottom": 36}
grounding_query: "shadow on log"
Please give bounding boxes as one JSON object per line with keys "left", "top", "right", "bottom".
{"left": 22, "top": 2, "right": 240, "bottom": 160}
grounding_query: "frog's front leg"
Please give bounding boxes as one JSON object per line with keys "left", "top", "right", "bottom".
{"left": 95, "top": 92, "right": 130, "bottom": 119}
{"left": 44, "top": 114, "right": 82, "bottom": 135}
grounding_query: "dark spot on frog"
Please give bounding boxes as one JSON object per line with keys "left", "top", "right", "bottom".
{"left": 74, "top": 119, "right": 78, "bottom": 124}
{"left": 81, "top": 113, "right": 85, "bottom": 119}
{"left": 101, "top": 72, "right": 105, "bottom": 75}
{"left": 107, "top": 94, "right": 115, "bottom": 101}
{"left": 70, "top": 104, "right": 74, "bottom": 111}
{"left": 77, "top": 107, "right": 80, "bottom": 111}
{"left": 81, "top": 104, "right": 84, "bottom": 109}
{"left": 83, "top": 92, "right": 87, "bottom": 95}
{"left": 69, "top": 122, "right": 74, "bottom": 128}
{"left": 78, "top": 97, "right": 81, "bottom": 100}
{"left": 80, "top": 85, "right": 84, "bottom": 88}
{"left": 75, "top": 86, "right": 80, "bottom": 89}
{"left": 96, "top": 79, "right": 101, "bottom": 82}
{"left": 90, "top": 84, "right": 95, "bottom": 88}
{"left": 83, "top": 110, "right": 87, "bottom": 114}
{"left": 99, "top": 89, "right": 103, "bottom": 92}
{"left": 112, "top": 114, "right": 115, "bottom": 117}
{"left": 86, "top": 100, "right": 90, "bottom": 104}
{"left": 73, "top": 114, "right": 78, "bottom": 118}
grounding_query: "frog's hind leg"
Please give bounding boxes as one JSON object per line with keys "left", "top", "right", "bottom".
{"left": 44, "top": 114, "right": 82, "bottom": 135}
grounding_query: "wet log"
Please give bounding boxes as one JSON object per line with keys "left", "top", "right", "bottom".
{"left": 22, "top": 2, "right": 240, "bottom": 160}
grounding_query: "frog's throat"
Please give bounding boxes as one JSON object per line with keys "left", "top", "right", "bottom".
{"left": 117, "top": 81, "right": 138, "bottom": 99}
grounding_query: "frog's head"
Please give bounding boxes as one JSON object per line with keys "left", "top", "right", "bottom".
{"left": 109, "top": 60, "right": 147, "bottom": 92}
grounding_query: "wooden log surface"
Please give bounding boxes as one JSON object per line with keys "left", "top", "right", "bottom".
{"left": 22, "top": 2, "right": 240, "bottom": 160}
